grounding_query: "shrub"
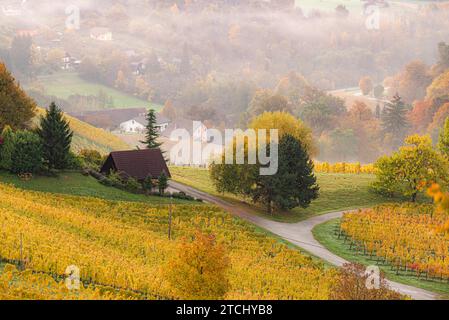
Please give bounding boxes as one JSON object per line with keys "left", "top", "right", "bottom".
{"left": 79, "top": 149, "right": 105, "bottom": 169}
{"left": 66, "top": 152, "right": 83, "bottom": 170}
{"left": 125, "top": 177, "right": 141, "bottom": 192}
{"left": 0, "top": 125, "right": 14, "bottom": 170}
{"left": 10, "top": 131, "right": 43, "bottom": 174}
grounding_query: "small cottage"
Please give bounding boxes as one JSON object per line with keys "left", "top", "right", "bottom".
{"left": 100, "top": 149, "right": 170, "bottom": 181}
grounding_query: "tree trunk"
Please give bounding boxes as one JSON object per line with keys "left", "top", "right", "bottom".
{"left": 267, "top": 200, "right": 272, "bottom": 215}
{"left": 411, "top": 191, "right": 418, "bottom": 203}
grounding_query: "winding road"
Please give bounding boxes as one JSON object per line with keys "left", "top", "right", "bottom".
{"left": 169, "top": 181, "right": 439, "bottom": 300}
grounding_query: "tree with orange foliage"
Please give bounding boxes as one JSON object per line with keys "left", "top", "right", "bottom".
{"left": 394, "top": 60, "right": 432, "bottom": 104}
{"left": 426, "top": 70, "right": 449, "bottom": 101}
{"left": 330, "top": 263, "right": 404, "bottom": 300}
{"left": 348, "top": 101, "right": 373, "bottom": 121}
{"left": 359, "top": 76, "right": 373, "bottom": 96}
{"left": 408, "top": 100, "right": 433, "bottom": 133}
{"left": 428, "top": 103, "right": 449, "bottom": 133}
{"left": 161, "top": 99, "right": 177, "bottom": 120}
{"left": 164, "top": 231, "right": 230, "bottom": 300}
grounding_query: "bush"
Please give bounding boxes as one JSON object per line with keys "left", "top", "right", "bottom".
{"left": 10, "top": 131, "right": 44, "bottom": 174}
{"left": 125, "top": 177, "right": 141, "bottom": 192}
{"left": 66, "top": 152, "right": 83, "bottom": 170}
{"left": 79, "top": 149, "right": 105, "bottom": 169}
{"left": 0, "top": 125, "right": 14, "bottom": 170}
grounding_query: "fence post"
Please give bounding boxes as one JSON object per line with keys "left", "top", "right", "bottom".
{"left": 168, "top": 196, "right": 173, "bottom": 240}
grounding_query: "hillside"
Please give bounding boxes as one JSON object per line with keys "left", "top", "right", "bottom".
{"left": 35, "top": 107, "right": 130, "bottom": 154}
{"left": 0, "top": 183, "right": 335, "bottom": 299}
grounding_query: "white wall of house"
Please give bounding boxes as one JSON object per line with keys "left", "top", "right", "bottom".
{"left": 120, "top": 120, "right": 145, "bottom": 133}
{"left": 158, "top": 122, "right": 169, "bottom": 132}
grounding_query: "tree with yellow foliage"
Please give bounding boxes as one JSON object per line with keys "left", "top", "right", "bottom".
{"left": 0, "top": 62, "right": 36, "bottom": 131}
{"left": 372, "top": 135, "right": 449, "bottom": 202}
{"left": 164, "top": 231, "right": 229, "bottom": 300}
{"left": 248, "top": 111, "right": 316, "bottom": 156}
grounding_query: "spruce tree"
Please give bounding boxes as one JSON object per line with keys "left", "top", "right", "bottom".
{"left": 140, "top": 109, "right": 162, "bottom": 149}
{"left": 252, "top": 134, "right": 319, "bottom": 214}
{"left": 381, "top": 94, "right": 409, "bottom": 147}
{"left": 438, "top": 117, "right": 449, "bottom": 157}
{"left": 37, "top": 102, "right": 73, "bottom": 170}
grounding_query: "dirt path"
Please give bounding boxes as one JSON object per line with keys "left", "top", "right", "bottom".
{"left": 169, "top": 181, "right": 439, "bottom": 300}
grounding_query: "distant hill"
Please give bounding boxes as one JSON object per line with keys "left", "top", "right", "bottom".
{"left": 35, "top": 107, "right": 130, "bottom": 154}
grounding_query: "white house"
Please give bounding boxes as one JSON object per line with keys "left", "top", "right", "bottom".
{"left": 90, "top": 27, "right": 113, "bottom": 41}
{"left": 162, "top": 119, "right": 209, "bottom": 143}
{"left": 119, "top": 114, "right": 171, "bottom": 134}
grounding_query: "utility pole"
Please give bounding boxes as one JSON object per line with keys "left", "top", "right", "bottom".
{"left": 168, "top": 196, "right": 173, "bottom": 240}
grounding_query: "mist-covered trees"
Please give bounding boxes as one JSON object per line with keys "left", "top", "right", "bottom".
{"left": 0, "top": 62, "right": 36, "bottom": 131}
{"left": 247, "top": 90, "right": 291, "bottom": 119}
{"left": 359, "top": 76, "right": 373, "bottom": 96}
{"left": 381, "top": 94, "right": 409, "bottom": 148}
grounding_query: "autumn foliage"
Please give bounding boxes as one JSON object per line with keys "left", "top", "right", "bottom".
{"left": 164, "top": 231, "right": 230, "bottom": 300}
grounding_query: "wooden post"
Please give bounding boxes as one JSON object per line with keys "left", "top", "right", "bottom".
{"left": 168, "top": 196, "right": 173, "bottom": 240}
{"left": 19, "top": 233, "right": 23, "bottom": 271}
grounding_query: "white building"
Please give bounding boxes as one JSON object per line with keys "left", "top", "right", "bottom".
{"left": 90, "top": 27, "right": 113, "bottom": 41}
{"left": 119, "top": 114, "right": 171, "bottom": 134}
{"left": 162, "top": 119, "right": 209, "bottom": 143}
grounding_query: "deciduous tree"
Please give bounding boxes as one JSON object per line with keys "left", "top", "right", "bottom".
{"left": 0, "top": 63, "right": 36, "bottom": 131}
{"left": 164, "top": 231, "right": 229, "bottom": 300}
{"left": 372, "top": 135, "right": 449, "bottom": 202}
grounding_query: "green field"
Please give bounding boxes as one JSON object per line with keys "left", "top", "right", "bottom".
{"left": 35, "top": 73, "right": 161, "bottom": 110}
{"left": 0, "top": 171, "right": 189, "bottom": 205}
{"left": 170, "top": 167, "right": 397, "bottom": 222}
{"left": 313, "top": 219, "right": 449, "bottom": 296}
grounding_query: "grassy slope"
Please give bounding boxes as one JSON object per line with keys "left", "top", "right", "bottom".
{"left": 36, "top": 73, "right": 161, "bottom": 110}
{"left": 313, "top": 218, "right": 449, "bottom": 296}
{"left": 36, "top": 107, "right": 130, "bottom": 154}
{"left": 170, "top": 167, "right": 397, "bottom": 222}
{"left": 0, "top": 171, "right": 190, "bottom": 205}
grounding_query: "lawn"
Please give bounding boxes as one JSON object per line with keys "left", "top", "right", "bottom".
{"left": 313, "top": 219, "right": 449, "bottom": 296}
{"left": 170, "top": 167, "right": 397, "bottom": 222}
{"left": 34, "top": 72, "right": 161, "bottom": 110}
{"left": 0, "top": 171, "right": 190, "bottom": 205}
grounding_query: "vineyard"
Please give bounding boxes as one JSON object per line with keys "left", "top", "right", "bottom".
{"left": 0, "top": 183, "right": 336, "bottom": 300}
{"left": 35, "top": 107, "right": 130, "bottom": 154}
{"left": 339, "top": 205, "right": 449, "bottom": 283}
{"left": 314, "top": 162, "right": 376, "bottom": 174}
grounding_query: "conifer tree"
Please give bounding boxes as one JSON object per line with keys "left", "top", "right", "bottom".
{"left": 158, "top": 171, "right": 169, "bottom": 195}
{"left": 140, "top": 109, "right": 162, "bottom": 149}
{"left": 381, "top": 94, "right": 409, "bottom": 147}
{"left": 37, "top": 102, "right": 73, "bottom": 170}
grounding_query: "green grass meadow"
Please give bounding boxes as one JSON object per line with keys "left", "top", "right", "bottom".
{"left": 170, "top": 166, "right": 397, "bottom": 222}
{"left": 0, "top": 171, "right": 190, "bottom": 205}
{"left": 35, "top": 73, "right": 161, "bottom": 110}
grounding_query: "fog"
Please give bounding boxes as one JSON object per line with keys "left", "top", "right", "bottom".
{"left": 1, "top": 0, "right": 449, "bottom": 162}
